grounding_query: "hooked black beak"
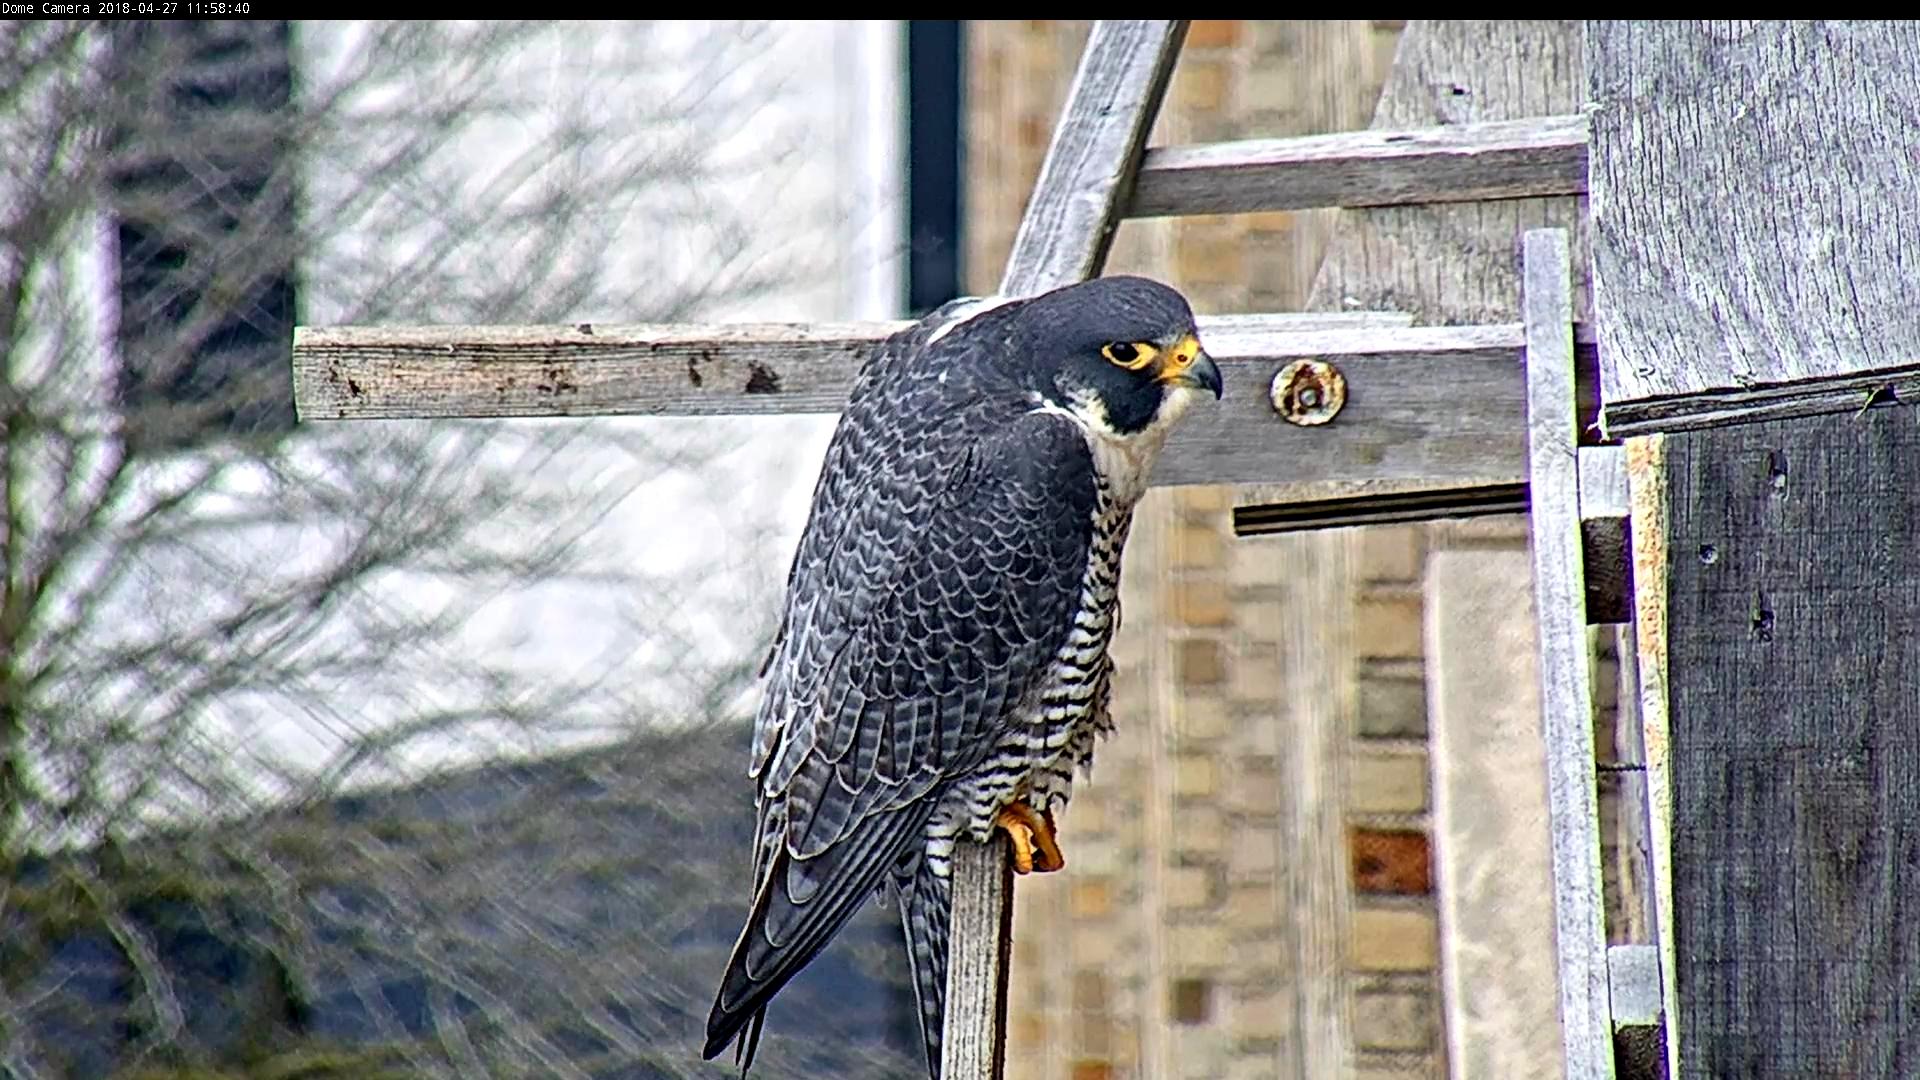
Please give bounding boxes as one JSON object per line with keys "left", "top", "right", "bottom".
{"left": 1182, "top": 351, "right": 1224, "bottom": 400}
{"left": 1161, "top": 334, "right": 1223, "bottom": 400}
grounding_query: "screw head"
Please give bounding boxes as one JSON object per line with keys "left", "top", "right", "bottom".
{"left": 1269, "top": 360, "right": 1347, "bottom": 426}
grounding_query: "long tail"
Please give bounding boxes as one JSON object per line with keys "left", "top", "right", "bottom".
{"left": 898, "top": 859, "right": 952, "bottom": 1080}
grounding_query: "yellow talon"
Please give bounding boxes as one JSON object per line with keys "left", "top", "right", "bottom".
{"left": 995, "top": 801, "right": 1065, "bottom": 874}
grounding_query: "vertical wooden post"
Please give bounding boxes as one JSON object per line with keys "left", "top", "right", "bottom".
{"left": 942, "top": 20, "right": 1187, "bottom": 1080}
{"left": 1661, "top": 413, "right": 1920, "bottom": 1077}
{"left": 1522, "top": 227, "right": 1616, "bottom": 1079}
{"left": 1587, "top": 20, "right": 1920, "bottom": 1077}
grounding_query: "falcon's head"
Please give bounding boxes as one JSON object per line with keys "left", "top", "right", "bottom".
{"left": 1012, "top": 275, "right": 1223, "bottom": 439}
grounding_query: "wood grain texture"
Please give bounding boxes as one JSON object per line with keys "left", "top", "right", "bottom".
{"left": 1663, "top": 406, "right": 1920, "bottom": 1078}
{"left": 1586, "top": 21, "right": 1920, "bottom": 434}
{"left": 1580, "top": 446, "right": 1634, "bottom": 624}
{"left": 293, "top": 321, "right": 897, "bottom": 421}
{"left": 1129, "top": 113, "right": 1588, "bottom": 217}
{"left": 1608, "top": 944, "right": 1670, "bottom": 1080}
{"left": 1251, "top": 20, "right": 1591, "bottom": 541}
{"left": 1523, "top": 229, "right": 1616, "bottom": 1080}
{"left": 942, "top": 836, "right": 1015, "bottom": 1080}
{"left": 1273, "top": 529, "right": 1357, "bottom": 1079}
{"left": 292, "top": 313, "right": 1359, "bottom": 420}
{"left": 1306, "top": 20, "right": 1591, "bottom": 329}
{"left": 294, "top": 318, "right": 1551, "bottom": 491}
{"left": 997, "top": 20, "right": 1187, "bottom": 299}
{"left": 1624, "top": 434, "right": 1680, "bottom": 1080}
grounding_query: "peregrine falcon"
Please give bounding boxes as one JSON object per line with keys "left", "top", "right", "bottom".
{"left": 703, "top": 275, "right": 1222, "bottom": 1078}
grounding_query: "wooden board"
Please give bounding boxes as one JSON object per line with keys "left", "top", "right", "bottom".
{"left": 1129, "top": 114, "right": 1588, "bottom": 217}
{"left": 1625, "top": 435, "right": 1680, "bottom": 1080}
{"left": 1662, "top": 405, "right": 1920, "bottom": 1078}
{"left": 1523, "top": 228, "right": 1616, "bottom": 1080}
{"left": 1586, "top": 21, "right": 1920, "bottom": 435}
{"left": 293, "top": 319, "right": 1558, "bottom": 492}
{"left": 997, "top": 20, "right": 1187, "bottom": 299}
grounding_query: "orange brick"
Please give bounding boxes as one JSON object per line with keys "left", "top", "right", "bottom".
{"left": 1350, "top": 828, "right": 1432, "bottom": 896}
{"left": 1177, "top": 63, "right": 1230, "bottom": 111}
{"left": 1186, "top": 20, "right": 1243, "bottom": 48}
{"left": 1071, "top": 1061, "right": 1114, "bottom": 1080}
{"left": 1173, "top": 522, "right": 1227, "bottom": 568}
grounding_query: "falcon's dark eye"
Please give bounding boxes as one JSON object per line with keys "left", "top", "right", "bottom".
{"left": 1100, "top": 341, "right": 1157, "bottom": 369}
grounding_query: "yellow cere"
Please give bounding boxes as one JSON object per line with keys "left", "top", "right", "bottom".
{"left": 1156, "top": 334, "right": 1202, "bottom": 381}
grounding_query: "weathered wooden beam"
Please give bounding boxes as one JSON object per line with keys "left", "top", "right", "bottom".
{"left": 295, "top": 318, "right": 1576, "bottom": 493}
{"left": 294, "top": 321, "right": 892, "bottom": 421}
{"left": 947, "top": 20, "right": 1187, "bottom": 1080}
{"left": 1624, "top": 435, "right": 1679, "bottom": 1080}
{"left": 293, "top": 313, "right": 1394, "bottom": 421}
{"left": 1608, "top": 944, "right": 1669, "bottom": 1080}
{"left": 997, "top": 20, "right": 1187, "bottom": 299}
{"left": 1579, "top": 445, "right": 1633, "bottom": 625}
{"left": 1658, "top": 406, "right": 1920, "bottom": 1078}
{"left": 1586, "top": 21, "right": 1920, "bottom": 435}
{"left": 1522, "top": 228, "right": 1615, "bottom": 1080}
{"left": 1128, "top": 113, "right": 1589, "bottom": 217}
{"left": 942, "top": 838, "right": 1015, "bottom": 1080}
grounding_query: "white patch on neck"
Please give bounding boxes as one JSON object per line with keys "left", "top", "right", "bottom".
{"left": 925, "top": 294, "right": 1017, "bottom": 346}
{"left": 1029, "top": 385, "right": 1208, "bottom": 505}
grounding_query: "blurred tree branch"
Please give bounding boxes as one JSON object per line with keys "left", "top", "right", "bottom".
{"left": 0, "top": 19, "right": 886, "bottom": 1078}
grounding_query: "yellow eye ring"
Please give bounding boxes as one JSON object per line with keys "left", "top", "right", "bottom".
{"left": 1101, "top": 341, "right": 1158, "bottom": 370}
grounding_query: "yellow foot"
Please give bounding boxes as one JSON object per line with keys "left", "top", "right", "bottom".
{"left": 995, "top": 801, "right": 1066, "bottom": 875}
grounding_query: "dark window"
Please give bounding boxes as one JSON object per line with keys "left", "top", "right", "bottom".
{"left": 906, "top": 21, "right": 964, "bottom": 316}
{"left": 109, "top": 22, "right": 296, "bottom": 447}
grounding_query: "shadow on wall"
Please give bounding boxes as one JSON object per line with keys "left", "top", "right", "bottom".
{"left": 5, "top": 727, "right": 923, "bottom": 1079}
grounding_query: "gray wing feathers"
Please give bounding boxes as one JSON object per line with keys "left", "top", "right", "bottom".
{"left": 899, "top": 863, "right": 952, "bottom": 1080}
{"left": 707, "top": 309, "right": 1100, "bottom": 1072}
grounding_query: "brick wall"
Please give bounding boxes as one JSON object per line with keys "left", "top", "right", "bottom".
{"left": 963, "top": 19, "right": 1499, "bottom": 1080}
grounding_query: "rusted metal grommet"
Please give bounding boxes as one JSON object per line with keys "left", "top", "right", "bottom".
{"left": 1269, "top": 359, "right": 1347, "bottom": 426}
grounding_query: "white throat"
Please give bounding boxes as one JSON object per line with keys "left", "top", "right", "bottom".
{"left": 1031, "top": 385, "right": 1206, "bottom": 506}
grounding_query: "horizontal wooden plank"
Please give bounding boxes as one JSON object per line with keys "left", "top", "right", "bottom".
{"left": 1601, "top": 364, "right": 1920, "bottom": 438}
{"left": 1128, "top": 114, "right": 1589, "bottom": 217}
{"left": 296, "top": 318, "right": 1560, "bottom": 491}
{"left": 294, "top": 312, "right": 1404, "bottom": 419}
{"left": 294, "top": 321, "right": 896, "bottom": 421}
{"left": 1587, "top": 21, "right": 1920, "bottom": 431}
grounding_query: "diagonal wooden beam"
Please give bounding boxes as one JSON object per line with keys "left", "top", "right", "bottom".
{"left": 996, "top": 20, "right": 1188, "bottom": 299}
